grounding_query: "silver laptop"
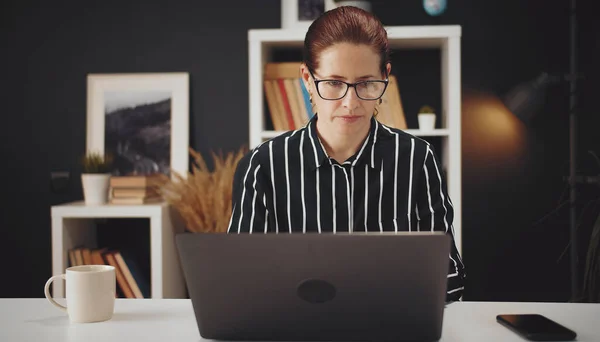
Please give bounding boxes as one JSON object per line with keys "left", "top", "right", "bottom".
{"left": 176, "top": 232, "right": 451, "bottom": 341}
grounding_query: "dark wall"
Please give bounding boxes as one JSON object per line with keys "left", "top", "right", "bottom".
{"left": 2, "top": 0, "right": 597, "bottom": 301}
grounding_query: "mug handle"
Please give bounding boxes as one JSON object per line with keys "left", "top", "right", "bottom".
{"left": 44, "top": 274, "right": 67, "bottom": 312}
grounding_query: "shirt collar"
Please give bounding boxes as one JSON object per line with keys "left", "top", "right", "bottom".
{"left": 304, "top": 115, "right": 328, "bottom": 170}
{"left": 303, "top": 114, "right": 393, "bottom": 171}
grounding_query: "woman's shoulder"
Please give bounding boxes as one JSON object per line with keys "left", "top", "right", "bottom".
{"left": 238, "top": 129, "right": 305, "bottom": 168}
{"left": 252, "top": 129, "right": 306, "bottom": 154}
{"left": 232, "top": 129, "right": 300, "bottom": 197}
{"left": 376, "top": 122, "right": 432, "bottom": 150}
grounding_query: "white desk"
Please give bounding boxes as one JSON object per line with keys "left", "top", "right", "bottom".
{"left": 1, "top": 299, "right": 599, "bottom": 341}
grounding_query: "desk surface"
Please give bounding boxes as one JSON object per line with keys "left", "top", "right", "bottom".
{"left": 1, "top": 299, "right": 599, "bottom": 342}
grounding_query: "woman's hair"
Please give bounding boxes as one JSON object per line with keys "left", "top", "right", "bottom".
{"left": 303, "top": 6, "right": 390, "bottom": 76}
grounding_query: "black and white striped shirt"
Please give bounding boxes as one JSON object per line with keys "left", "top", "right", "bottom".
{"left": 227, "top": 115, "right": 466, "bottom": 301}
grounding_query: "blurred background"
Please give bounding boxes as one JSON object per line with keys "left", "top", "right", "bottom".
{"left": 1, "top": 0, "right": 598, "bottom": 301}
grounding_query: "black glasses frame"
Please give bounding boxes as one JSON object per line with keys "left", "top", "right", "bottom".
{"left": 309, "top": 69, "right": 389, "bottom": 101}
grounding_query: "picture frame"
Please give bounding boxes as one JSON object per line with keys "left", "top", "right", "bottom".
{"left": 86, "top": 72, "right": 189, "bottom": 179}
{"left": 281, "top": 0, "right": 336, "bottom": 30}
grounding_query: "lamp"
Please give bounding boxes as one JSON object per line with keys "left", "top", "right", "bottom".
{"left": 502, "top": 0, "right": 595, "bottom": 302}
{"left": 503, "top": 72, "right": 560, "bottom": 124}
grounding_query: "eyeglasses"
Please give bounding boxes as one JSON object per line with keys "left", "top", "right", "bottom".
{"left": 309, "top": 70, "right": 389, "bottom": 101}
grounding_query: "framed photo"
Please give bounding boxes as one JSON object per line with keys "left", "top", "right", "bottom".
{"left": 86, "top": 72, "right": 189, "bottom": 178}
{"left": 281, "top": 0, "right": 336, "bottom": 30}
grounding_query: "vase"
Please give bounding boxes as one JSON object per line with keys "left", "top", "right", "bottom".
{"left": 418, "top": 113, "right": 436, "bottom": 131}
{"left": 81, "top": 174, "right": 111, "bottom": 205}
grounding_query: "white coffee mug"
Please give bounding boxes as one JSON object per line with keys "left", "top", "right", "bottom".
{"left": 44, "top": 265, "right": 116, "bottom": 323}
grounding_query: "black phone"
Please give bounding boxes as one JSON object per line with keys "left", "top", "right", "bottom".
{"left": 496, "top": 314, "right": 577, "bottom": 341}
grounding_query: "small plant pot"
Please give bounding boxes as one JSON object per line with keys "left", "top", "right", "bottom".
{"left": 81, "top": 173, "right": 111, "bottom": 205}
{"left": 418, "top": 113, "right": 436, "bottom": 131}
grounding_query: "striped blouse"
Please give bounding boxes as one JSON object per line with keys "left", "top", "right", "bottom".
{"left": 227, "top": 115, "right": 466, "bottom": 301}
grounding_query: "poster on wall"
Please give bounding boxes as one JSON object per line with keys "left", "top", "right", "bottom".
{"left": 281, "top": 0, "right": 337, "bottom": 29}
{"left": 86, "top": 73, "right": 189, "bottom": 178}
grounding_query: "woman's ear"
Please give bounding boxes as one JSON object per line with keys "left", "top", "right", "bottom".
{"left": 385, "top": 62, "right": 391, "bottom": 78}
{"left": 300, "top": 63, "right": 318, "bottom": 113}
{"left": 300, "top": 63, "right": 312, "bottom": 91}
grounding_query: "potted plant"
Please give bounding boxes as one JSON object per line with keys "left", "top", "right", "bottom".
{"left": 80, "top": 151, "right": 113, "bottom": 205}
{"left": 157, "top": 147, "right": 247, "bottom": 233}
{"left": 417, "top": 105, "right": 437, "bottom": 131}
{"left": 330, "top": 0, "right": 372, "bottom": 12}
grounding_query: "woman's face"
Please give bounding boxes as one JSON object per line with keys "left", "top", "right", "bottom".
{"left": 301, "top": 43, "right": 390, "bottom": 138}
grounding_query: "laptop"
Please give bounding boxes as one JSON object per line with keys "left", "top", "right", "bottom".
{"left": 175, "top": 232, "right": 451, "bottom": 341}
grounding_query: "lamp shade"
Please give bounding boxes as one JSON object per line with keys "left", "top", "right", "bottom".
{"left": 503, "top": 72, "right": 558, "bottom": 124}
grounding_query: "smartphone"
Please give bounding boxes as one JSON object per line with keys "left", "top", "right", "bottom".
{"left": 496, "top": 314, "right": 577, "bottom": 341}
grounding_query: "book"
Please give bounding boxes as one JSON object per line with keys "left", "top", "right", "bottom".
{"left": 109, "top": 174, "right": 164, "bottom": 188}
{"left": 103, "top": 250, "right": 135, "bottom": 299}
{"left": 112, "top": 187, "right": 158, "bottom": 198}
{"left": 264, "top": 62, "right": 302, "bottom": 79}
{"left": 114, "top": 250, "right": 151, "bottom": 299}
{"left": 109, "top": 196, "right": 162, "bottom": 205}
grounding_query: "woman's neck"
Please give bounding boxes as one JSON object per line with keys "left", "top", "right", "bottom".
{"left": 316, "top": 120, "right": 370, "bottom": 164}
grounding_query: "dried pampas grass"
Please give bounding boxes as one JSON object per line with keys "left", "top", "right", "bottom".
{"left": 156, "top": 147, "right": 247, "bottom": 233}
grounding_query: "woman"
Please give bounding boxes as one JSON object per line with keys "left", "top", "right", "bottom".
{"left": 227, "top": 6, "right": 466, "bottom": 301}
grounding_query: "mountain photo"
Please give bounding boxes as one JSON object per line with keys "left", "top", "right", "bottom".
{"left": 104, "top": 90, "right": 172, "bottom": 176}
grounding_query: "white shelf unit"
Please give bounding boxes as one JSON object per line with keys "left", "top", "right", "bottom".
{"left": 50, "top": 201, "right": 187, "bottom": 299}
{"left": 248, "top": 26, "right": 462, "bottom": 253}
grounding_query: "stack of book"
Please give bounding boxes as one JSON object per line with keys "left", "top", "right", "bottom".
{"left": 264, "top": 62, "right": 314, "bottom": 131}
{"left": 263, "top": 62, "right": 407, "bottom": 131}
{"left": 109, "top": 174, "right": 163, "bottom": 205}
